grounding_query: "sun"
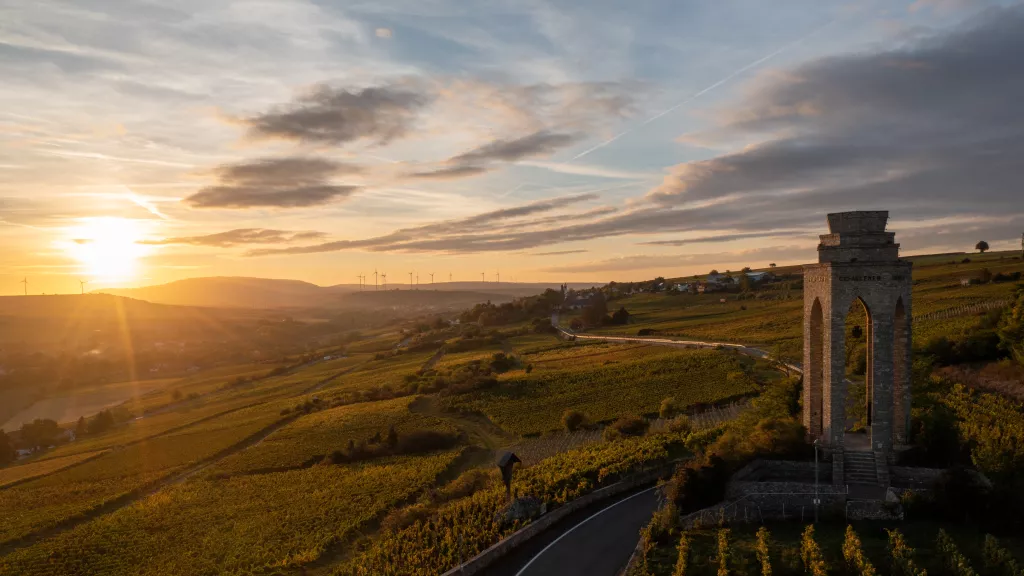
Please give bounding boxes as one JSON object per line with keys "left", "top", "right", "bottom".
{"left": 65, "top": 217, "right": 150, "bottom": 280}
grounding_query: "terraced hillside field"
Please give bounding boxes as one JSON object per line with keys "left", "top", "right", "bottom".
{"left": 445, "top": 344, "right": 760, "bottom": 435}
{"left": 209, "top": 396, "right": 460, "bottom": 475}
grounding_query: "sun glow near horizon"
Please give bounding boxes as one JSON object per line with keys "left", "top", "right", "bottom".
{"left": 62, "top": 217, "right": 153, "bottom": 281}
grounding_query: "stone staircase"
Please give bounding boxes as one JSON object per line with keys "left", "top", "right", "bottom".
{"left": 844, "top": 451, "right": 878, "bottom": 486}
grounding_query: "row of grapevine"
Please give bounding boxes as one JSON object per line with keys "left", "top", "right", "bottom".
{"left": 983, "top": 535, "right": 1024, "bottom": 576}
{"left": 887, "top": 529, "right": 927, "bottom": 576}
{"left": 801, "top": 525, "right": 829, "bottom": 576}
{"left": 718, "top": 529, "right": 732, "bottom": 576}
{"left": 843, "top": 525, "right": 878, "bottom": 576}
{"left": 937, "top": 529, "right": 979, "bottom": 576}
{"left": 652, "top": 526, "right": 1023, "bottom": 576}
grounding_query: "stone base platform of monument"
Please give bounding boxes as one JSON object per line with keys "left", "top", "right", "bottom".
{"left": 676, "top": 458, "right": 975, "bottom": 527}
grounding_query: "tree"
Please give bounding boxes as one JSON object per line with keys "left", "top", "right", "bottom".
{"left": 20, "top": 418, "right": 61, "bottom": 450}
{"left": 769, "top": 263, "right": 777, "bottom": 268}
{"left": 741, "top": 267, "right": 752, "bottom": 273}
{"left": 709, "top": 269, "right": 719, "bottom": 275}
{"left": 581, "top": 292, "right": 608, "bottom": 327}
{"left": 0, "top": 429, "right": 14, "bottom": 466}
{"left": 610, "top": 306, "right": 630, "bottom": 325}
{"left": 87, "top": 410, "right": 115, "bottom": 435}
{"left": 385, "top": 424, "right": 399, "bottom": 448}
{"left": 75, "top": 416, "right": 88, "bottom": 438}
{"left": 976, "top": 240, "right": 990, "bottom": 253}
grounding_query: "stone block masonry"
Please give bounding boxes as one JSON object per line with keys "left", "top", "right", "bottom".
{"left": 803, "top": 211, "right": 912, "bottom": 484}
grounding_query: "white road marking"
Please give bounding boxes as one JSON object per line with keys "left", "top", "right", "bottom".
{"left": 513, "top": 486, "right": 657, "bottom": 576}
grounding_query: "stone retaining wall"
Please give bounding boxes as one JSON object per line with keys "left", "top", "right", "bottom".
{"left": 731, "top": 459, "right": 832, "bottom": 484}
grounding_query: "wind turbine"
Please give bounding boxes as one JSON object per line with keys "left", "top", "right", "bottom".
{"left": 20, "top": 277, "right": 27, "bottom": 296}
{"left": 449, "top": 272, "right": 452, "bottom": 283}
{"left": 408, "top": 271, "right": 413, "bottom": 290}
{"left": 79, "top": 280, "right": 88, "bottom": 295}
{"left": 416, "top": 272, "right": 419, "bottom": 290}
{"left": 480, "top": 272, "right": 485, "bottom": 283}
{"left": 381, "top": 272, "right": 387, "bottom": 290}
{"left": 374, "top": 269, "right": 378, "bottom": 291}
{"left": 357, "top": 275, "right": 364, "bottom": 291}
{"left": 429, "top": 272, "right": 434, "bottom": 285}
{"left": 496, "top": 271, "right": 500, "bottom": 284}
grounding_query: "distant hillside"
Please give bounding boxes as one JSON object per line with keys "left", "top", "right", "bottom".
{"left": 97, "top": 277, "right": 352, "bottom": 309}
{"left": 0, "top": 293, "right": 256, "bottom": 348}
{"left": 96, "top": 277, "right": 601, "bottom": 309}
{"left": 337, "top": 289, "right": 514, "bottom": 311}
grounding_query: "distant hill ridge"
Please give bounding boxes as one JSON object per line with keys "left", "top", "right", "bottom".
{"left": 96, "top": 276, "right": 602, "bottom": 309}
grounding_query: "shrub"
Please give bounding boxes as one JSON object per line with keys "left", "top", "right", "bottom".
{"left": 843, "top": 525, "right": 877, "bottom": 576}
{"left": 668, "top": 415, "right": 693, "bottom": 435}
{"left": 801, "top": 525, "right": 828, "bottom": 576}
{"left": 562, "top": 410, "right": 586, "bottom": 432}
{"left": 756, "top": 527, "right": 773, "bottom": 576}
{"left": 603, "top": 416, "right": 648, "bottom": 441}
{"left": 660, "top": 397, "right": 680, "bottom": 419}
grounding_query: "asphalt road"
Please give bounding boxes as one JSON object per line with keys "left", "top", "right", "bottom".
{"left": 483, "top": 486, "right": 660, "bottom": 576}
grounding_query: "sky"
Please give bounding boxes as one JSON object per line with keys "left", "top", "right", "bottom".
{"left": 2, "top": 0, "right": 1023, "bottom": 294}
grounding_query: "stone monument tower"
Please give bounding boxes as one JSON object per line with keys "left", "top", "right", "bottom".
{"left": 803, "top": 211, "right": 912, "bottom": 483}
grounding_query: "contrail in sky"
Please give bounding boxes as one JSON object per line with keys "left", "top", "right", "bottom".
{"left": 571, "top": 19, "right": 835, "bottom": 161}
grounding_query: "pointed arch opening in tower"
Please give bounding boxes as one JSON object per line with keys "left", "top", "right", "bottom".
{"left": 807, "top": 298, "right": 825, "bottom": 438}
{"left": 843, "top": 296, "right": 872, "bottom": 451}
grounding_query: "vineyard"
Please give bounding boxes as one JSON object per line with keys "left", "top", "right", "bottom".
{"left": 639, "top": 523, "right": 1024, "bottom": 576}
{"left": 445, "top": 346, "right": 759, "bottom": 435}
{"left": 0, "top": 400, "right": 287, "bottom": 545}
{"left": 0, "top": 449, "right": 107, "bottom": 488}
{"left": 0, "top": 452, "right": 462, "bottom": 575}
{"left": 336, "top": 431, "right": 690, "bottom": 576}
{"left": 319, "top": 349, "right": 439, "bottom": 394}
{"left": 209, "top": 396, "right": 460, "bottom": 475}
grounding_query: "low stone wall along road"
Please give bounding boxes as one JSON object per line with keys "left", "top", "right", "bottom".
{"left": 484, "top": 486, "right": 659, "bottom": 576}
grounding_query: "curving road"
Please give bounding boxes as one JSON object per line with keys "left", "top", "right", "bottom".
{"left": 484, "top": 486, "right": 660, "bottom": 576}
{"left": 551, "top": 313, "right": 803, "bottom": 374}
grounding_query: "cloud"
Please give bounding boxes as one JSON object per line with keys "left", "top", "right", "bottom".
{"left": 242, "top": 81, "right": 430, "bottom": 146}
{"left": 142, "top": 228, "right": 327, "bottom": 247}
{"left": 530, "top": 249, "right": 589, "bottom": 256}
{"left": 640, "top": 5, "right": 1024, "bottom": 236}
{"left": 246, "top": 193, "right": 600, "bottom": 256}
{"left": 639, "top": 230, "right": 808, "bottom": 246}
{"left": 539, "top": 245, "right": 811, "bottom": 275}
{"left": 184, "top": 157, "right": 361, "bottom": 209}
{"left": 449, "top": 130, "right": 580, "bottom": 164}
{"left": 404, "top": 130, "right": 582, "bottom": 180}
{"left": 407, "top": 165, "right": 491, "bottom": 180}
